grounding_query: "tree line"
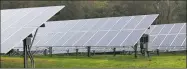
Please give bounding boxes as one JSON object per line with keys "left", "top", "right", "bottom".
{"left": 1, "top": 1, "right": 186, "bottom": 24}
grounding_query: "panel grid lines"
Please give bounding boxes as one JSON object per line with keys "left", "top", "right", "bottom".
{"left": 28, "top": 14, "right": 158, "bottom": 53}
{"left": 148, "top": 23, "right": 186, "bottom": 51}
{"left": 151, "top": 25, "right": 166, "bottom": 49}
{"left": 169, "top": 24, "right": 185, "bottom": 51}
{"left": 95, "top": 17, "right": 122, "bottom": 46}
{"left": 181, "top": 38, "right": 186, "bottom": 47}
{"left": 63, "top": 20, "right": 89, "bottom": 46}
{"left": 82, "top": 18, "right": 110, "bottom": 46}
{"left": 1, "top": 6, "right": 64, "bottom": 53}
{"left": 2, "top": 7, "right": 50, "bottom": 44}
{"left": 50, "top": 21, "right": 70, "bottom": 46}
{"left": 2, "top": 9, "right": 34, "bottom": 32}
{"left": 120, "top": 15, "right": 146, "bottom": 46}
{"left": 159, "top": 24, "right": 175, "bottom": 50}
{"left": 43, "top": 33, "right": 57, "bottom": 45}
{"left": 1, "top": 9, "right": 21, "bottom": 23}
{"left": 53, "top": 20, "right": 81, "bottom": 46}
{"left": 107, "top": 16, "right": 134, "bottom": 46}
{"left": 74, "top": 19, "right": 101, "bottom": 46}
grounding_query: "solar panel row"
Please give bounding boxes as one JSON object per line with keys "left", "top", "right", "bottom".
{"left": 1, "top": 6, "right": 65, "bottom": 53}
{"left": 24, "top": 14, "right": 158, "bottom": 48}
{"left": 2, "top": 6, "right": 185, "bottom": 54}
{"left": 147, "top": 23, "right": 186, "bottom": 51}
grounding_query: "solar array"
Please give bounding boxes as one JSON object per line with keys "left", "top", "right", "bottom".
{"left": 146, "top": 23, "right": 186, "bottom": 51}
{"left": 31, "top": 14, "right": 158, "bottom": 47}
{"left": 14, "top": 14, "right": 158, "bottom": 53}
{"left": 1, "top": 6, "right": 65, "bottom": 53}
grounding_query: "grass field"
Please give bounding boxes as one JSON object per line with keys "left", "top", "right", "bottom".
{"left": 1, "top": 53, "right": 186, "bottom": 68}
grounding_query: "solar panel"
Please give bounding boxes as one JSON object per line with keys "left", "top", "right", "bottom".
{"left": 1, "top": 6, "right": 64, "bottom": 53}
{"left": 148, "top": 23, "right": 186, "bottom": 51}
{"left": 14, "top": 14, "right": 158, "bottom": 53}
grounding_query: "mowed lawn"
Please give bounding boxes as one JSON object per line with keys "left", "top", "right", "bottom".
{"left": 1, "top": 53, "right": 186, "bottom": 68}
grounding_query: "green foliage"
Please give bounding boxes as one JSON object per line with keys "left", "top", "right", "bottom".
{"left": 1, "top": 1, "right": 186, "bottom": 23}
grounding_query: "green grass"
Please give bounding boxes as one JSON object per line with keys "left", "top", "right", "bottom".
{"left": 1, "top": 53, "right": 186, "bottom": 68}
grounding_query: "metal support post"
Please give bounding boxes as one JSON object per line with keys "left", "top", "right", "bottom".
{"left": 67, "top": 49, "right": 69, "bottom": 56}
{"left": 113, "top": 48, "right": 116, "bottom": 57}
{"left": 76, "top": 49, "right": 78, "bottom": 57}
{"left": 93, "top": 50, "right": 95, "bottom": 56}
{"left": 23, "top": 36, "right": 31, "bottom": 68}
{"left": 134, "top": 44, "right": 138, "bottom": 58}
{"left": 43, "top": 49, "right": 47, "bottom": 56}
{"left": 156, "top": 49, "right": 160, "bottom": 56}
{"left": 87, "top": 46, "right": 91, "bottom": 57}
{"left": 49, "top": 47, "right": 53, "bottom": 57}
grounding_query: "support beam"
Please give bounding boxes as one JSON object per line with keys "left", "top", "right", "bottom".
{"left": 67, "top": 49, "right": 69, "bottom": 56}
{"left": 147, "top": 51, "right": 150, "bottom": 58}
{"left": 134, "top": 44, "right": 138, "bottom": 58}
{"left": 87, "top": 46, "right": 91, "bottom": 57}
{"left": 76, "top": 49, "right": 78, "bottom": 57}
{"left": 23, "top": 39, "right": 28, "bottom": 68}
{"left": 156, "top": 49, "right": 160, "bottom": 56}
{"left": 43, "top": 49, "right": 47, "bottom": 56}
{"left": 49, "top": 47, "right": 53, "bottom": 57}
{"left": 140, "top": 43, "right": 144, "bottom": 55}
{"left": 92, "top": 50, "right": 95, "bottom": 56}
{"left": 122, "top": 50, "right": 125, "bottom": 55}
{"left": 144, "top": 43, "right": 148, "bottom": 57}
{"left": 23, "top": 36, "right": 32, "bottom": 68}
{"left": 113, "top": 48, "right": 116, "bottom": 57}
